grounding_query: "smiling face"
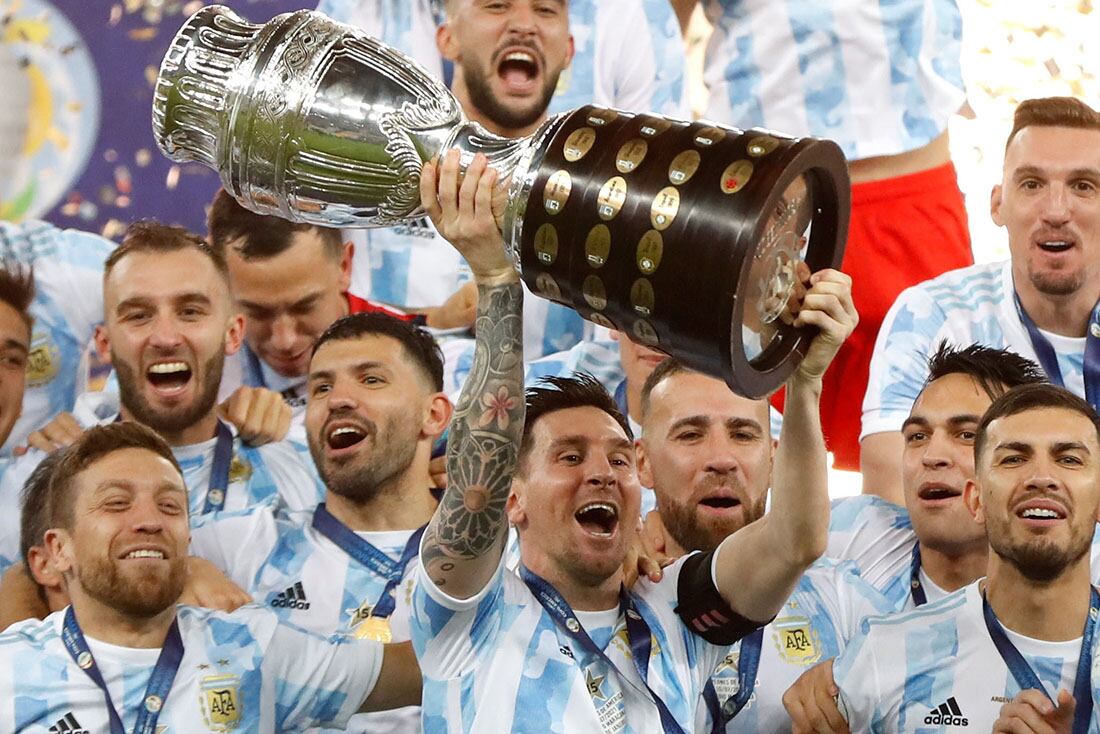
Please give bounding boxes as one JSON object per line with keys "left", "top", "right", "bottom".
{"left": 228, "top": 231, "right": 352, "bottom": 379}
{"left": 992, "top": 125, "right": 1100, "bottom": 300}
{"left": 98, "top": 249, "right": 242, "bottom": 441}
{"left": 639, "top": 371, "right": 771, "bottom": 553}
{"left": 306, "top": 334, "right": 443, "bottom": 503}
{"left": 970, "top": 407, "right": 1100, "bottom": 582}
{"left": 439, "top": 0, "right": 574, "bottom": 135}
{"left": 901, "top": 373, "right": 990, "bottom": 555}
{"left": 509, "top": 405, "right": 641, "bottom": 588}
{"left": 50, "top": 447, "right": 189, "bottom": 618}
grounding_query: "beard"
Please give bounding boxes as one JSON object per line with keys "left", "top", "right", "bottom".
{"left": 308, "top": 411, "right": 421, "bottom": 504}
{"left": 1030, "top": 268, "right": 1085, "bottom": 297}
{"left": 461, "top": 53, "right": 560, "bottom": 132}
{"left": 78, "top": 552, "right": 186, "bottom": 619}
{"left": 988, "top": 513, "right": 1092, "bottom": 583}
{"left": 115, "top": 350, "right": 224, "bottom": 438}
{"left": 658, "top": 481, "right": 767, "bottom": 553}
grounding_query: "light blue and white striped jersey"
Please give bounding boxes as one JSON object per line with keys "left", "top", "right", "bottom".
{"left": 0, "top": 392, "right": 324, "bottom": 575}
{"left": 190, "top": 503, "right": 422, "bottom": 732}
{"left": 704, "top": 558, "right": 894, "bottom": 733}
{"left": 0, "top": 604, "right": 382, "bottom": 733}
{"left": 834, "top": 581, "right": 1099, "bottom": 732}
{"left": 409, "top": 554, "right": 735, "bottom": 733}
{"left": 863, "top": 261, "right": 1085, "bottom": 440}
{"left": 0, "top": 220, "right": 115, "bottom": 455}
{"left": 826, "top": 495, "right": 1100, "bottom": 611}
{"left": 315, "top": 0, "right": 687, "bottom": 118}
{"left": 700, "top": 0, "right": 965, "bottom": 160}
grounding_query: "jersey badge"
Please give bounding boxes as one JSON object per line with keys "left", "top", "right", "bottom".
{"left": 26, "top": 330, "right": 58, "bottom": 387}
{"left": 200, "top": 673, "right": 242, "bottom": 731}
{"left": 772, "top": 615, "right": 821, "bottom": 665}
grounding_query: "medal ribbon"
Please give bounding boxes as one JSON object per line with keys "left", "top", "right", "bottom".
{"left": 520, "top": 566, "right": 687, "bottom": 734}
{"left": 61, "top": 607, "right": 185, "bottom": 734}
{"left": 311, "top": 503, "right": 425, "bottom": 618}
{"left": 200, "top": 421, "right": 236, "bottom": 514}
{"left": 700, "top": 626, "right": 764, "bottom": 732}
{"left": 1013, "top": 292, "right": 1100, "bottom": 410}
{"left": 982, "top": 586, "right": 1098, "bottom": 734}
{"left": 909, "top": 544, "right": 928, "bottom": 607}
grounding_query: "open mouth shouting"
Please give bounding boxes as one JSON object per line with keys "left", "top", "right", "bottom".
{"left": 575, "top": 501, "right": 620, "bottom": 539}
{"left": 917, "top": 482, "right": 963, "bottom": 506}
{"left": 496, "top": 45, "right": 543, "bottom": 96}
{"left": 323, "top": 419, "right": 370, "bottom": 457}
{"left": 1034, "top": 231, "right": 1078, "bottom": 255}
{"left": 698, "top": 492, "right": 742, "bottom": 517}
{"left": 146, "top": 360, "right": 193, "bottom": 398}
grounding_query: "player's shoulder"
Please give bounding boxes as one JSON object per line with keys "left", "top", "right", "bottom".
{"left": 860, "top": 582, "right": 975, "bottom": 636}
{"left": 900, "top": 260, "right": 1008, "bottom": 308}
{"left": 0, "top": 610, "right": 61, "bottom": 651}
{"left": 830, "top": 495, "right": 912, "bottom": 530}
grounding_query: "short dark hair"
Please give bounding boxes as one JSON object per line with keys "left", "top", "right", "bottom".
{"left": 974, "top": 384, "right": 1100, "bottom": 462}
{"left": 0, "top": 261, "right": 35, "bottom": 335}
{"left": 640, "top": 358, "right": 692, "bottom": 420}
{"left": 19, "top": 449, "right": 67, "bottom": 569}
{"left": 312, "top": 312, "right": 445, "bottom": 391}
{"left": 207, "top": 188, "right": 343, "bottom": 261}
{"left": 923, "top": 342, "right": 1046, "bottom": 401}
{"left": 518, "top": 373, "right": 631, "bottom": 473}
{"left": 1006, "top": 97, "right": 1100, "bottom": 151}
{"left": 105, "top": 220, "right": 228, "bottom": 285}
{"left": 47, "top": 422, "right": 184, "bottom": 530}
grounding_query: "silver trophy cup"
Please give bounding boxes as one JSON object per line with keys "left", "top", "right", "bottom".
{"left": 153, "top": 5, "right": 850, "bottom": 397}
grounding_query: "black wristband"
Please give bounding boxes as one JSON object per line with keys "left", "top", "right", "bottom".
{"left": 674, "top": 550, "right": 768, "bottom": 645}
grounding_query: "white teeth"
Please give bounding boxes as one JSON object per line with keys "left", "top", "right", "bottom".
{"left": 1021, "top": 508, "right": 1059, "bottom": 519}
{"left": 126, "top": 549, "right": 165, "bottom": 559}
{"left": 330, "top": 427, "right": 363, "bottom": 438}
{"left": 503, "top": 51, "right": 536, "bottom": 64}
{"left": 578, "top": 502, "right": 617, "bottom": 517}
{"left": 148, "top": 362, "right": 189, "bottom": 374}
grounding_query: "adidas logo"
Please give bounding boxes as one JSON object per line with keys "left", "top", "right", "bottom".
{"left": 270, "top": 582, "right": 311, "bottom": 610}
{"left": 925, "top": 697, "right": 968, "bottom": 726}
{"left": 49, "top": 712, "right": 89, "bottom": 733}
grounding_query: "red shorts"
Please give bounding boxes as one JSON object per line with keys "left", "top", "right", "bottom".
{"left": 772, "top": 162, "right": 973, "bottom": 470}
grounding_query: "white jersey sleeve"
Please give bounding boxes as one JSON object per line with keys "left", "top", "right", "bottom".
{"left": 826, "top": 496, "right": 916, "bottom": 608}
{"left": 0, "top": 220, "right": 115, "bottom": 453}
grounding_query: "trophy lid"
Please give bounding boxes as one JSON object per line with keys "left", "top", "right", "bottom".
{"left": 152, "top": 4, "right": 262, "bottom": 167}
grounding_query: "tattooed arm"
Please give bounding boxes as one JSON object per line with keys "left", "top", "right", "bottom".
{"left": 417, "top": 150, "right": 526, "bottom": 599}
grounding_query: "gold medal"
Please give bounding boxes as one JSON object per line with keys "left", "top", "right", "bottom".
{"left": 354, "top": 615, "right": 393, "bottom": 643}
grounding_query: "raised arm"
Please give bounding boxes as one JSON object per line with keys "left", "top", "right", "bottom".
{"left": 713, "top": 269, "right": 857, "bottom": 621}
{"left": 418, "top": 150, "right": 525, "bottom": 600}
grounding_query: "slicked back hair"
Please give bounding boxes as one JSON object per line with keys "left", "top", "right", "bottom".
{"left": 1006, "top": 96, "right": 1100, "bottom": 151}
{"left": 518, "top": 373, "right": 631, "bottom": 475}
{"left": 922, "top": 341, "right": 1046, "bottom": 402}
{"left": 47, "top": 422, "right": 184, "bottom": 531}
{"left": 0, "top": 261, "right": 34, "bottom": 335}
{"left": 974, "top": 383, "right": 1100, "bottom": 463}
{"left": 105, "top": 220, "right": 228, "bottom": 286}
{"left": 207, "top": 188, "right": 342, "bottom": 262}
{"left": 312, "top": 312, "right": 445, "bottom": 391}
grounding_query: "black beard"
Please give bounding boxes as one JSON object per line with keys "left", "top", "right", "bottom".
{"left": 461, "top": 55, "right": 559, "bottom": 132}
{"left": 989, "top": 534, "right": 1090, "bottom": 583}
{"left": 308, "top": 412, "right": 420, "bottom": 505}
{"left": 114, "top": 350, "right": 224, "bottom": 438}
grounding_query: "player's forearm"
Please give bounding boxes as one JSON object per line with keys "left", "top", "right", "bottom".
{"left": 421, "top": 276, "right": 524, "bottom": 599}
{"left": 359, "top": 641, "right": 422, "bottom": 712}
{"left": 767, "top": 372, "right": 830, "bottom": 565}
{"left": 859, "top": 432, "right": 906, "bottom": 504}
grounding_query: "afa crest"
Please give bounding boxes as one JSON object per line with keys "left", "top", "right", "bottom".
{"left": 772, "top": 616, "right": 821, "bottom": 665}
{"left": 26, "top": 330, "right": 58, "bottom": 387}
{"left": 200, "top": 674, "right": 242, "bottom": 731}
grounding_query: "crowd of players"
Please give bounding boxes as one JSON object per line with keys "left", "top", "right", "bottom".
{"left": 0, "top": 0, "right": 1096, "bottom": 732}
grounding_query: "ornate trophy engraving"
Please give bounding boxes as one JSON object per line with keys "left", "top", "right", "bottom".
{"left": 153, "top": 5, "right": 850, "bottom": 398}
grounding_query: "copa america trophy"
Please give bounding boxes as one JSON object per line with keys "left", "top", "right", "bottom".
{"left": 152, "top": 5, "right": 850, "bottom": 398}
